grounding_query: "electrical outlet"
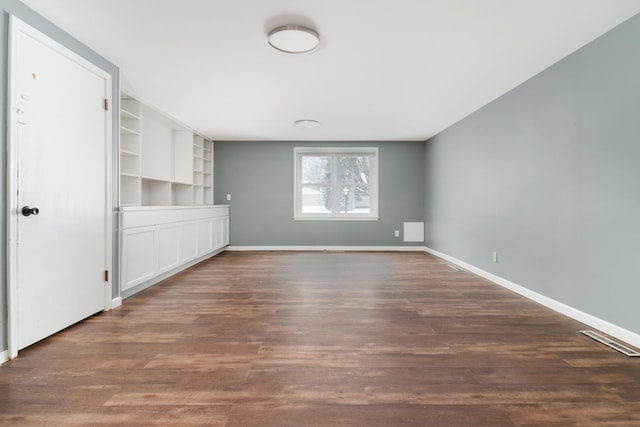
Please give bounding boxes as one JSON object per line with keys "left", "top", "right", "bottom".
{"left": 492, "top": 251, "right": 498, "bottom": 263}
{"left": 394, "top": 230, "right": 400, "bottom": 237}
{"left": 226, "top": 194, "right": 231, "bottom": 201}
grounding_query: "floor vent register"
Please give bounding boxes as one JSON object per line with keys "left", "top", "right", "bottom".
{"left": 581, "top": 330, "right": 640, "bottom": 357}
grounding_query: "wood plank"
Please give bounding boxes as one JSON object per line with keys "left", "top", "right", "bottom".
{"left": 1, "top": 251, "right": 639, "bottom": 425}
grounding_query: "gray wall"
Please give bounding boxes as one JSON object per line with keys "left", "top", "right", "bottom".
{"left": 425, "top": 14, "right": 640, "bottom": 335}
{"left": 215, "top": 141, "right": 425, "bottom": 246}
{"left": 0, "top": 0, "right": 119, "bottom": 352}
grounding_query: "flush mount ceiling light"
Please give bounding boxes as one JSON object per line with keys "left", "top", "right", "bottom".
{"left": 268, "top": 25, "right": 319, "bottom": 53}
{"left": 295, "top": 119, "right": 321, "bottom": 129}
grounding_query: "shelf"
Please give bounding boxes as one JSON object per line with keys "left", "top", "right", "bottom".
{"left": 120, "top": 174, "right": 141, "bottom": 206}
{"left": 120, "top": 108, "right": 139, "bottom": 120}
{"left": 142, "top": 179, "right": 171, "bottom": 206}
{"left": 203, "top": 141, "right": 213, "bottom": 161}
{"left": 121, "top": 133, "right": 140, "bottom": 154}
{"left": 193, "top": 186, "right": 204, "bottom": 205}
{"left": 119, "top": 93, "right": 143, "bottom": 206}
{"left": 120, "top": 149, "right": 140, "bottom": 157}
{"left": 120, "top": 153, "right": 140, "bottom": 176}
{"left": 193, "top": 157, "right": 203, "bottom": 172}
{"left": 121, "top": 173, "right": 141, "bottom": 181}
{"left": 204, "top": 187, "right": 213, "bottom": 205}
{"left": 193, "top": 134, "right": 204, "bottom": 148}
{"left": 121, "top": 125, "right": 140, "bottom": 136}
{"left": 121, "top": 99, "right": 140, "bottom": 118}
{"left": 120, "top": 172, "right": 140, "bottom": 178}
{"left": 172, "top": 183, "right": 193, "bottom": 206}
{"left": 203, "top": 140, "right": 213, "bottom": 201}
{"left": 193, "top": 171, "right": 204, "bottom": 186}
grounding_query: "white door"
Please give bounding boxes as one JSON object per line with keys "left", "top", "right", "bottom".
{"left": 10, "top": 18, "right": 110, "bottom": 351}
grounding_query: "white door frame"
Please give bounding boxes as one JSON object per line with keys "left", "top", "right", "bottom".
{"left": 6, "top": 16, "right": 113, "bottom": 359}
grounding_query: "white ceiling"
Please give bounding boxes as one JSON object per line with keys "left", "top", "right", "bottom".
{"left": 20, "top": 0, "right": 640, "bottom": 141}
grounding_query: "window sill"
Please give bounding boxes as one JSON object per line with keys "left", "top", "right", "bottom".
{"left": 294, "top": 215, "right": 379, "bottom": 221}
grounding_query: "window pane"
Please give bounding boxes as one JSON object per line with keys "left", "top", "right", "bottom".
{"left": 339, "top": 185, "right": 370, "bottom": 214}
{"left": 301, "top": 156, "right": 330, "bottom": 184}
{"left": 301, "top": 184, "right": 332, "bottom": 213}
{"left": 295, "top": 147, "right": 377, "bottom": 219}
{"left": 339, "top": 156, "right": 370, "bottom": 185}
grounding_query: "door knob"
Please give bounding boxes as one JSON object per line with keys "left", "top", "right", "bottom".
{"left": 22, "top": 206, "right": 40, "bottom": 216}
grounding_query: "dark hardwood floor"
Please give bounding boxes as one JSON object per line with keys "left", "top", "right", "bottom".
{"left": 1, "top": 251, "right": 639, "bottom": 426}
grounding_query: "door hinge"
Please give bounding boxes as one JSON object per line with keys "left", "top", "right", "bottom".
{"left": 104, "top": 270, "right": 109, "bottom": 281}
{"left": 103, "top": 98, "right": 109, "bottom": 111}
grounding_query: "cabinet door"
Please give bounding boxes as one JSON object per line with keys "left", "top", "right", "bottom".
{"left": 172, "top": 130, "right": 193, "bottom": 184}
{"left": 181, "top": 222, "right": 198, "bottom": 263}
{"left": 196, "top": 220, "right": 213, "bottom": 256}
{"left": 211, "top": 217, "right": 223, "bottom": 250}
{"left": 121, "top": 226, "right": 156, "bottom": 291}
{"left": 157, "top": 224, "right": 181, "bottom": 274}
{"left": 141, "top": 105, "right": 172, "bottom": 181}
{"left": 222, "top": 216, "right": 230, "bottom": 246}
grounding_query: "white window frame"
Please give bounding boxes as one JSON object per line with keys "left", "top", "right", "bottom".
{"left": 294, "top": 147, "right": 379, "bottom": 221}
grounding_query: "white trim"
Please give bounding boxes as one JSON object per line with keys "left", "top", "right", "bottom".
{"left": 7, "top": 16, "right": 19, "bottom": 359}
{"left": 293, "top": 147, "right": 379, "bottom": 221}
{"left": 0, "top": 350, "right": 9, "bottom": 365}
{"left": 292, "top": 216, "right": 380, "bottom": 221}
{"left": 424, "top": 246, "right": 640, "bottom": 350}
{"left": 226, "top": 246, "right": 424, "bottom": 252}
{"left": 293, "top": 147, "right": 377, "bottom": 155}
{"left": 7, "top": 16, "right": 113, "bottom": 359}
{"left": 111, "top": 297, "right": 123, "bottom": 309}
{"left": 104, "top": 58, "right": 113, "bottom": 313}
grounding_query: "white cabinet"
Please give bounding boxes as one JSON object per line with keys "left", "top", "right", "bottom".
{"left": 121, "top": 226, "right": 156, "bottom": 287}
{"left": 120, "top": 205, "right": 229, "bottom": 294}
{"left": 211, "top": 215, "right": 229, "bottom": 249}
{"left": 196, "top": 220, "right": 213, "bottom": 256}
{"left": 181, "top": 222, "right": 198, "bottom": 263}
{"left": 141, "top": 105, "right": 172, "bottom": 182}
{"left": 157, "top": 224, "right": 181, "bottom": 274}
{"left": 172, "top": 130, "right": 194, "bottom": 184}
{"left": 221, "top": 216, "right": 230, "bottom": 246}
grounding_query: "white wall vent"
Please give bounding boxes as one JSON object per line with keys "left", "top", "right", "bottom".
{"left": 403, "top": 222, "right": 424, "bottom": 242}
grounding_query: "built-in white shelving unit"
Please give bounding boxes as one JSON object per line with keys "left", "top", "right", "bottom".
{"left": 119, "top": 96, "right": 142, "bottom": 206}
{"left": 118, "top": 92, "right": 227, "bottom": 298}
{"left": 119, "top": 92, "right": 214, "bottom": 206}
{"left": 192, "top": 135, "right": 214, "bottom": 205}
{"left": 203, "top": 139, "right": 214, "bottom": 204}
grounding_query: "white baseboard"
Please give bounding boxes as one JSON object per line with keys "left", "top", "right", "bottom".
{"left": 110, "top": 297, "right": 122, "bottom": 309}
{"left": 0, "top": 349, "right": 9, "bottom": 365}
{"left": 424, "top": 246, "right": 640, "bottom": 350}
{"left": 226, "top": 245, "right": 425, "bottom": 252}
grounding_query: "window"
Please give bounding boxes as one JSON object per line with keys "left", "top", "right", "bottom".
{"left": 294, "top": 147, "right": 378, "bottom": 220}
